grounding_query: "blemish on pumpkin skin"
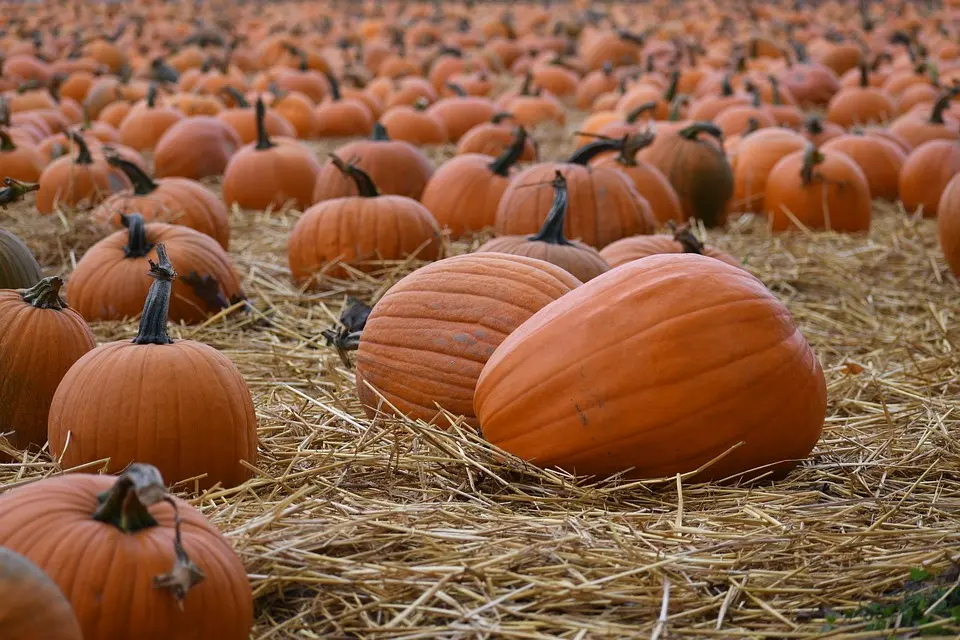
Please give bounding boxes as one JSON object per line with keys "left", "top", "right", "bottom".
{"left": 574, "top": 402, "right": 588, "bottom": 426}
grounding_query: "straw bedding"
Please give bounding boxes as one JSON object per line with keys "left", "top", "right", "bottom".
{"left": 1, "top": 127, "right": 959, "bottom": 639}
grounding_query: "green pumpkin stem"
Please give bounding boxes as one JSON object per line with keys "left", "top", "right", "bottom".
{"left": 92, "top": 463, "right": 165, "bottom": 532}
{"left": 324, "top": 72, "right": 342, "bottom": 101}
{"left": 254, "top": 98, "right": 274, "bottom": 150}
{"left": 0, "top": 129, "right": 16, "bottom": 152}
{"left": 0, "top": 177, "right": 40, "bottom": 207}
{"left": 678, "top": 122, "right": 724, "bottom": 142}
{"left": 530, "top": 171, "right": 572, "bottom": 246}
{"left": 67, "top": 130, "right": 94, "bottom": 165}
{"left": 617, "top": 132, "right": 655, "bottom": 166}
{"left": 663, "top": 70, "right": 680, "bottom": 102}
{"left": 133, "top": 242, "right": 176, "bottom": 345}
{"left": 146, "top": 82, "right": 157, "bottom": 109}
{"left": 625, "top": 100, "right": 657, "bottom": 123}
{"left": 488, "top": 127, "right": 527, "bottom": 176}
{"left": 800, "top": 144, "right": 825, "bottom": 186}
{"left": 568, "top": 137, "right": 623, "bottom": 164}
{"left": 371, "top": 122, "right": 390, "bottom": 140}
{"left": 107, "top": 155, "right": 158, "bottom": 195}
{"left": 329, "top": 154, "right": 379, "bottom": 197}
{"left": 122, "top": 213, "right": 155, "bottom": 259}
{"left": 221, "top": 86, "right": 248, "bottom": 109}
{"left": 20, "top": 276, "right": 67, "bottom": 310}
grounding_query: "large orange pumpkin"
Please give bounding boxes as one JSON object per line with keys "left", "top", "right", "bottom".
{"left": 475, "top": 253, "right": 826, "bottom": 482}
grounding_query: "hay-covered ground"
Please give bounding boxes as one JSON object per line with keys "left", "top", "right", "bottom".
{"left": 2, "top": 125, "right": 959, "bottom": 639}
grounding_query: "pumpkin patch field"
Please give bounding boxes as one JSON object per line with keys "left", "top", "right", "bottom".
{"left": 2, "top": 0, "right": 960, "bottom": 637}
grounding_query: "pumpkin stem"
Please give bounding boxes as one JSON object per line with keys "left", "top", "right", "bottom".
{"left": 767, "top": 75, "right": 783, "bottom": 105}
{"left": 663, "top": 70, "right": 680, "bottom": 102}
{"left": 67, "top": 130, "right": 94, "bottom": 165}
{"left": 0, "top": 177, "right": 40, "bottom": 207}
{"left": 329, "top": 154, "right": 379, "bottom": 197}
{"left": 625, "top": 100, "right": 657, "bottom": 123}
{"left": 720, "top": 74, "right": 734, "bottom": 97}
{"left": 668, "top": 95, "right": 689, "bottom": 121}
{"left": 122, "top": 213, "right": 155, "bottom": 259}
{"left": 0, "top": 97, "right": 9, "bottom": 127}
{"left": 92, "top": 463, "right": 166, "bottom": 533}
{"left": 153, "top": 495, "right": 206, "bottom": 609}
{"left": 324, "top": 72, "right": 341, "bottom": 101}
{"left": 669, "top": 222, "right": 705, "bottom": 254}
{"left": 19, "top": 276, "right": 68, "bottom": 310}
{"left": 744, "top": 117, "right": 760, "bottom": 137}
{"left": 446, "top": 82, "right": 467, "bottom": 97}
{"left": 0, "top": 129, "right": 17, "bottom": 152}
{"left": 520, "top": 73, "right": 533, "bottom": 97}
{"left": 800, "top": 144, "right": 825, "bottom": 186}
{"left": 146, "top": 82, "right": 157, "bottom": 109}
{"left": 491, "top": 111, "right": 514, "bottom": 124}
{"left": 107, "top": 155, "right": 158, "bottom": 195}
{"left": 413, "top": 97, "right": 429, "bottom": 111}
{"left": 805, "top": 115, "right": 825, "bottom": 135}
{"left": 871, "top": 52, "right": 892, "bottom": 72}
{"left": 220, "top": 86, "right": 248, "bottom": 109}
{"left": 678, "top": 122, "right": 724, "bottom": 142}
{"left": 529, "top": 171, "right": 572, "bottom": 246}
{"left": 617, "top": 132, "right": 655, "bottom": 166}
{"left": 488, "top": 126, "right": 527, "bottom": 176}
{"left": 568, "top": 137, "right": 624, "bottom": 164}
{"left": 930, "top": 88, "right": 958, "bottom": 125}
{"left": 858, "top": 60, "right": 869, "bottom": 88}
{"left": 371, "top": 122, "right": 390, "bottom": 141}
{"left": 254, "top": 98, "right": 274, "bottom": 150}
{"left": 133, "top": 243, "right": 176, "bottom": 345}
{"left": 285, "top": 44, "right": 309, "bottom": 72}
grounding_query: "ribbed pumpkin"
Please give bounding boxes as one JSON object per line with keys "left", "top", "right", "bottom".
{"left": 381, "top": 101, "right": 449, "bottom": 146}
{"left": 0, "top": 464, "right": 253, "bottom": 638}
{"left": 313, "top": 72, "right": 374, "bottom": 138}
{"left": 313, "top": 123, "right": 434, "bottom": 202}
{"left": 600, "top": 224, "right": 741, "bottom": 269}
{"left": 0, "top": 227, "right": 42, "bottom": 289}
{"left": 766, "top": 145, "right": 871, "bottom": 232}
{"left": 68, "top": 214, "right": 243, "bottom": 324}
{"left": 118, "top": 84, "right": 185, "bottom": 151}
{"left": 426, "top": 90, "right": 496, "bottom": 142}
{"left": 899, "top": 139, "right": 960, "bottom": 218}
{"left": 356, "top": 253, "right": 581, "bottom": 427}
{"left": 639, "top": 122, "right": 734, "bottom": 228}
{"left": 821, "top": 131, "right": 906, "bottom": 201}
{"left": 888, "top": 89, "right": 960, "bottom": 149}
{"left": 0, "top": 129, "right": 44, "bottom": 181}
{"left": 153, "top": 116, "right": 243, "bottom": 179}
{"left": 94, "top": 156, "right": 230, "bottom": 249}
{"left": 222, "top": 98, "right": 320, "bottom": 211}
{"left": 475, "top": 253, "right": 826, "bottom": 482}
{"left": 938, "top": 173, "right": 960, "bottom": 277}
{"left": 289, "top": 157, "right": 441, "bottom": 286}
{"left": 477, "top": 172, "right": 610, "bottom": 282}
{"left": 0, "top": 277, "right": 95, "bottom": 451}
{"left": 495, "top": 141, "right": 656, "bottom": 248}
{"left": 825, "top": 61, "right": 896, "bottom": 127}
{"left": 36, "top": 131, "right": 130, "bottom": 214}
{"left": 732, "top": 127, "right": 809, "bottom": 214}
{"left": 50, "top": 248, "right": 258, "bottom": 489}
{"left": 455, "top": 113, "right": 539, "bottom": 160}
{"left": 421, "top": 127, "right": 527, "bottom": 239}
{"left": 0, "top": 547, "right": 83, "bottom": 640}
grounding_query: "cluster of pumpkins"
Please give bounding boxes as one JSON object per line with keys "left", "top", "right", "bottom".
{"left": 2, "top": 0, "right": 960, "bottom": 637}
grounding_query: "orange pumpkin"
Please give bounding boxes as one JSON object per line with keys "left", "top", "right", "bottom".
{"left": 821, "top": 131, "right": 906, "bottom": 201}
{"left": 0, "top": 547, "right": 83, "bottom": 640}
{"left": 899, "top": 139, "right": 960, "bottom": 218}
{"left": 732, "top": 127, "right": 809, "bottom": 214}
{"left": 456, "top": 112, "right": 539, "bottom": 160}
{"left": 937, "top": 173, "right": 960, "bottom": 277}
{"left": 35, "top": 131, "right": 131, "bottom": 214}
{"left": 117, "top": 84, "right": 185, "bottom": 151}
{"left": 825, "top": 62, "right": 896, "bottom": 127}
{"left": 600, "top": 223, "right": 741, "bottom": 269}
{"left": 0, "top": 129, "right": 44, "bottom": 181}
{"left": 153, "top": 116, "right": 243, "bottom": 179}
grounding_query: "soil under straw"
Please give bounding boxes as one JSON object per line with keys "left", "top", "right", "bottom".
{"left": 1, "top": 123, "right": 959, "bottom": 639}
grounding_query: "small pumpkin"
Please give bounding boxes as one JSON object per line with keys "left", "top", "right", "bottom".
{"left": 0, "top": 277, "right": 96, "bottom": 451}
{"left": 0, "top": 464, "right": 253, "bottom": 638}
{"left": 477, "top": 171, "right": 610, "bottom": 282}
{"left": 889, "top": 89, "right": 960, "bottom": 149}
{"left": 0, "top": 129, "right": 44, "bottom": 181}
{"left": 600, "top": 223, "right": 741, "bottom": 269}
{"left": 802, "top": 115, "right": 845, "bottom": 146}
{"left": 825, "top": 61, "right": 897, "bottom": 127}
{"left": 118, "top": 83, "right": 185, "bottom": 151}
{"left": 474, "top": 253, "right": 826, "bottom": 482}
{"left": 821, "top": 131, "right": 906, "bottom": 201}
{"left": 36, "top": 131, "right": 131, "bottom": 214}
{"left": 153, "top": 116, "right": 243, "bottom": 180}
{"left": 380, "top": 100, "right": 449, "bottom": 146}
{"left": 289, "top": 157, "right": 441, "bottom": 286}
{"left": 426, "top": 84, "right": 496, "bottom": 142}
{"left": 51, "top": 249, "right": 257, "bottom": 489}
{"left": 268, "top": 88, "right": 318, "bottom": 139}
{"left": 0, "top": 226, "right": 42, "bottom": 289}
{"left": 899, "top": 139, "right": 960, "bottom": 218}
{"left": 313, "top": 72, "right": 374, "bottom": 138}
{"left": 731, "top": 127, "right": 809, "bottom": 214}
{"left": 0, "top": 547, "right": 83, "bottom": 640}
{"left": 455, "top": 112, "right": 538, "bottom": 160}
{"left": 356, "top": 252, "right": 581, "bottom": 427}
{"left": 222, "top": 98, "right": 320, "bottom": 211}
{"left": 216, "top": 87, "right": 297, "bottom": 144}
{"left": 68, "top": 214, "right": 243, "bottom": 324}
{"left": 766, "top": 145, "right": 871, "bottom": 232}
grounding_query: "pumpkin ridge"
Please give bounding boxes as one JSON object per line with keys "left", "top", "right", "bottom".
{"left": 360, "top": 327, "right": 502, "bottom": 366}
{"left": 357, "top": 353, "right": 478, "bottom": 397}
{"left": 376, "top": 287, "right": 564, "bottom": 318}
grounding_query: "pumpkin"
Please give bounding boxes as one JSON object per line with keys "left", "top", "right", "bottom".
{"left": 421, "top": 127, "right": 527, "bottom": 239}
{"left": 0, "top": 464, "right": 253, "bottom": 637}
{"left": 222, "top": 98, "right": 320, "bottom": 211}
{"left": 474, "top": 253, "right": 826, "bottom": 482}
{"left": 380, "top": 101, "right": 449, "bottom": 146}
{"left": 713, "top": 86, "right": 776, "bottom": 138}
{"left": 355, "top": 252, "right": 581, "bottom": 427}
{"left": 600, "top": 223, "right": 741, "bottom": 269}
{"left": 35, "top": 131, "right": 130, "bottom": 214}
{"left": 0, "top": 277, "right": 95, "bottom": 451}
{"left": 802, "top": 115, "right": 845, "bottom": 146}
{"left": 268, "top": 88, "right": 318, "bottom": 139}
{"left": 51, "top": 249, "right": 257, "bottom": 489}
{"left": 588, "top": 134, "right": 685, "bottom": 224}
{"left": 766, "top": 145, "right": 872, "bottom": 232}
{"left": 0, "top": 226, "right": 42, "bottom": 290}
{"left": 899, "top": 139, "right": 960, "bottom": 218}
{"left": 825, "top": 61, "right": 896, "bottom": 127}
{"left": 938, "top": 173, "right": 960, "bottom": 277}
{"left": 0, "top": 129, "right": 44, "bottom": 181}
{"left": 216, "top": 87, "right": 297, "bottom": 144}
{"left": 68, "top": 214, "right": 243, "bottom": 324}
{"left": 0, "top": 547, "right": 83, "bottom": 640}
{"left": 477, "top": 171, "right": 610, "bottom": 282}
{"left": 313, "top": 123, "right": 434, "bottom": 202}
{"left": 639, "top": 122, "right": 734, "bottom": 228}
{"left": 313, "top": 72, "right": 374, "bottom": 138}
{"left": 575, "top": 63, "right": 618, "bottom": 110}
{"left": 289, "top": 157, "right": 441, "bottom": 286}
{"left": 688, "top": 76, "right": 752, "bottom": 121}
{"left": 456, "top": 112, "right": 538, "bottom": 160}
{"left": 821, "top": 131, "right": 906, "bottom": 201}
{"left": 93, "top": 156, "right": 230, "bottom": 249}
{"left": 118, "top": 83, "right": 185, "bottom": 151}
{"left": 888, "top": 89, "right": 960, "bottom": 149}
{"left": 731, "top": 127, "right": 809, "bottom": 214}
{"left": 426, "top": 87, "right": 496, "bottom": 142}
{"left": 153, "top": 116, "right": 243, "bottom": 180}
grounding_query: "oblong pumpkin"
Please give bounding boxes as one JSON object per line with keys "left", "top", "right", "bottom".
{"left": 0, "top": 547, "right": 83, "bottom": 640}
{"left": 356, "top": 253, "right": 581, "bottom": 427}
{"left": 475, "top": 253, "right": 826, "bottom": 482}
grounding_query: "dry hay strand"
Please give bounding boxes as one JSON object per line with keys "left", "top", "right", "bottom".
{"left": 2, "top": 144, "right": 960, "bottom": 639}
